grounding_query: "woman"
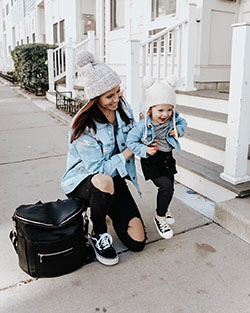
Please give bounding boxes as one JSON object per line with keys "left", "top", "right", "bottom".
{"left": 61, "top": 51, "right": 146, "bottom": 266}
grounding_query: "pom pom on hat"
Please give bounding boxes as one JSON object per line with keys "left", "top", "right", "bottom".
{"left": 165, "top": 75, "right": 177, "bottom": 88}
{"left": 75, "top": 51, "right": 121, "bottom": 100}
{"left": 76, "top": 51, "right": 95, "bottom": 69}
{"left": 143, "top": 76, "right": 156, "bottom": 89}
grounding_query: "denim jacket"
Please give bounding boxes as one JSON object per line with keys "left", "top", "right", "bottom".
{"left": 61, "top": 99, "right": 141, "bottom": 195}
{"left": 126, "top": 111, "right": 187, "bottom": 158}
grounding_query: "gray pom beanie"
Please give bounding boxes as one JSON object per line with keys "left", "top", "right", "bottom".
{"left": 75, "top": 51, "right": 121, "bottom": 100}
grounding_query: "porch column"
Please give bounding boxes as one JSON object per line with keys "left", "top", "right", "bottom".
{"left": 126, "top": 40, "right": 140, "bottom": 121}
{"left": 220, "top": 23, "right": 250, "bottom": 184}
{"left": 47, "top": 49, "right": 55, "bottom": 92}
{"left": 65, "top": 38, "right": 75, "bottom": 93}
{"left": 87, "top": 31, "right": 96, "bottom": 55}
{"left": 96, "top": 0, "right": 104, "bottom": 61}
{"left": 182, "top": 3, "right": 197, "bottom": 91}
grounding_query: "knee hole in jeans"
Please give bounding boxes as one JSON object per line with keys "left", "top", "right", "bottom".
{"left": 91, "top": 174, "right": 114, "bottom": 195}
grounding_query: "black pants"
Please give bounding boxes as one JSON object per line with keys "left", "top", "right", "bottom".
{"left": 151, "top": 175, "right": 174, "bottom": 217}
{"left": 67, "top": 175, "right": 146, "bottom": 252}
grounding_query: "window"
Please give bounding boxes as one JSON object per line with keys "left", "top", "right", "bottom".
{"left": 59, "top": 19, "right": 65, "bottom": 43}
{"left": 32, "top": 33, "right": 35, "bottom": 43}
{"left": 53, "top": 22, "right": 58, "bottom": 44}
{"left": 111, "top": 0, "right": 124, "bottom": 30}
{"left": 27, "top": 36, "right": 29, "bottom": 44}
{"left": 21, "top": 39, "right": 23, "bottom": 45}
{"left": 151, "top": 0, "right": 176, "bottom": 20}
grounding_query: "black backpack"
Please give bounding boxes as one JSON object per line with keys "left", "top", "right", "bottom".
{"left": 9, "top": 198, "right": 94, "bottom": 278}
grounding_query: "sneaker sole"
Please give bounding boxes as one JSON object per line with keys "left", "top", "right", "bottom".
{"left": 95, "top": 252, "right": 119, "bottom": 266}
{"left": 153, "top": 218, "right": 173, "bottom": 240}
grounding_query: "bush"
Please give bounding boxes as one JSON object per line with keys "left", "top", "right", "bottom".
{"left": 11, "top": 43, "right": 56, "bottom": 95}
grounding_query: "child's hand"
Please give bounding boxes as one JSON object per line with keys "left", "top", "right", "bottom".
{"left": 147, "top": 139, "right": 158, "bottom": 147}
{"left": 169, "top": 129, "right": 178, "bottom": 137}
{"left": 147, "top": 146, "right": 157, "bottom": 156}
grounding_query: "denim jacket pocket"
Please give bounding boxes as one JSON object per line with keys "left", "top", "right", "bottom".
{"left": 122, "top": 124, "right": 132, "bottom": 133}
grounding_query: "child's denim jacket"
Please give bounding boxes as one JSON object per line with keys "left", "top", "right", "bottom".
{"left": 61, "top": 100, "right": 141, "bottom": 195}
{"left": 126, "top": 111, "right": 187, "bottom": 158}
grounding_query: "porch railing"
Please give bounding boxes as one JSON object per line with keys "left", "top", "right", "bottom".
{"left": 140, "top": 3, "right": 197, "bottom": 90}
{"left": 47, "top": 31, "right": 96, "bottom": 94}
{"left": 56, "top": 91, "right": 85, "bottom": 116}
{"left": 52, "top": 44, "right": 66, "bottom": 82}
{"left": 126, "top": 3, "right": 197, "bottom": 120}
{"left": 141, "top": 19, "right": 187, "bottom": 81}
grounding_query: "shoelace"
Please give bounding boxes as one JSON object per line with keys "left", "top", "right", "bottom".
{"left": 158, "top": 219, "right": 171, "bottom": 232}
{"left": 95, "top": 233, "right": 113, "bottom": 250}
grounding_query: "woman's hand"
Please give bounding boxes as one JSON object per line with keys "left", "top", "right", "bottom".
{"left": 122, "top": 147, "right": 134, "bottom": 161}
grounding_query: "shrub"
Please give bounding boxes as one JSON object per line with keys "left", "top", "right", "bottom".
{"left": 11, "top": 43, "right": 56, "bottom": 95}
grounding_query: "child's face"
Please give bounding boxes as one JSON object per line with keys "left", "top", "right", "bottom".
{"left": 150, "top": 104, "right": 173, "bottom": 124}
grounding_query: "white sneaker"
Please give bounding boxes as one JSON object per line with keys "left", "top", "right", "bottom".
{"left": 153, "top": 216, "right": 173, "bottom": 239}
{"left": 166, "top": 212, "right": 175, "bottom": 225}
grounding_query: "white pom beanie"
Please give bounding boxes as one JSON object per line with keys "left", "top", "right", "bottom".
{"left": 75, "top": 51, "right": 121, "bottom": 101}
{"left": 144, "top": 75, "right": 177, "bottom": 109}
{"left": 143, "top": 76, "right": 178, "bottom": 140}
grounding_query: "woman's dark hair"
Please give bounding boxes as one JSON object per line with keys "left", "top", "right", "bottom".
{"left": 70, "top": 97, "right": 131, "bottom": 143}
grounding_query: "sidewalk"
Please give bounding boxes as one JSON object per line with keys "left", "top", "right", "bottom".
{"left": 0, "top": 83, "right": 250, "bottom": 313}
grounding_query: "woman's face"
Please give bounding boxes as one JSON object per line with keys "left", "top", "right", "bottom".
{"left": 98, "top": 85, "right": 122, "bottom": 112}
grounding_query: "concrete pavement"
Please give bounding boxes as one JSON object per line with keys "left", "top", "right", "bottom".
{"left": 0, "top": 82, "right": 250, "bottom": 313}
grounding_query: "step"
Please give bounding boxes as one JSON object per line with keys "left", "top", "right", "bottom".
{"left": 174, "top": 150, "right": 250, "bottom": 202}
{"left": 180, "top": 128, "right": 225, "bottom": 166}
{"left": 214, "top": 197, "right": 250, "bottom": 244}
{"left": 56, "top": 83, "right": 67, "bottom": 93}
{"left": 46, "top": 91, "right": 56, "bottom": 104}
{"left": 176, "top": 104, "right": 227, "bottom": 137}
{"left": 180, "top": 127, "right": 250, "bottom": 168}
{"left": 176, "top": 105, "right": 228, "bottom": 123}
{"left": 176, "top": 91, "right": 228, "bottom": 114}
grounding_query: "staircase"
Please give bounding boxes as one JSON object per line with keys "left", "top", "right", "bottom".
{"left": 174, "top": 90, "right": 250, "bottom": 204}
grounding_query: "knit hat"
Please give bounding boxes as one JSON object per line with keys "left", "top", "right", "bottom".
{"left": 75, "top": 51, "right": 121, "bottom": 101}
{"left": 144, "top": 75, "right": 177, "bottom": 109}
{"left": 143, "top": 76, "right": 178, "bottom": 141}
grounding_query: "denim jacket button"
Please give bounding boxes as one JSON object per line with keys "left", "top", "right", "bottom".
{"left": 121, "top": 143, "right": 125, "bottom": 146}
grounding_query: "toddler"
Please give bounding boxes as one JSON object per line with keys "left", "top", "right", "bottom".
{"left": 127, "top": 76, "right": 187, "bottom": 239}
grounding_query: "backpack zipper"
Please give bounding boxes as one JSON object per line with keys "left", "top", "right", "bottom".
{"left": 38, "top": 247, "right": 74, "bottom": 263}
{"left": 14, "top": 208, "right": 82, "bottom": 227}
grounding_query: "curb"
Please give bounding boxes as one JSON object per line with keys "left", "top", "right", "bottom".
{"left": 46, "top": 106, "right": 72, "bottom": 126}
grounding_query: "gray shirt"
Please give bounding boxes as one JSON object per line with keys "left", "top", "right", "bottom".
{"left": 152, "top": 119, "right": 172, "bottom": 152}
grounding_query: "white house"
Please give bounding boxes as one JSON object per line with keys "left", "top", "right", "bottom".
{"left": 1, "top": 0, "right": 250, "bottom": 207}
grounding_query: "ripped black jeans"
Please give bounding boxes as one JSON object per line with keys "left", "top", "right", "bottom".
{"left": 67, "top": 175, "right": 146, "bottom": 252}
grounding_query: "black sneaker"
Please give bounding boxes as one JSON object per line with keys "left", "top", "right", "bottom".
{"left": 153, "top": 216, "right": 173, "bottom": 239}
{"left": 90, "top": 232, "right": 119, "bottom": 266}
